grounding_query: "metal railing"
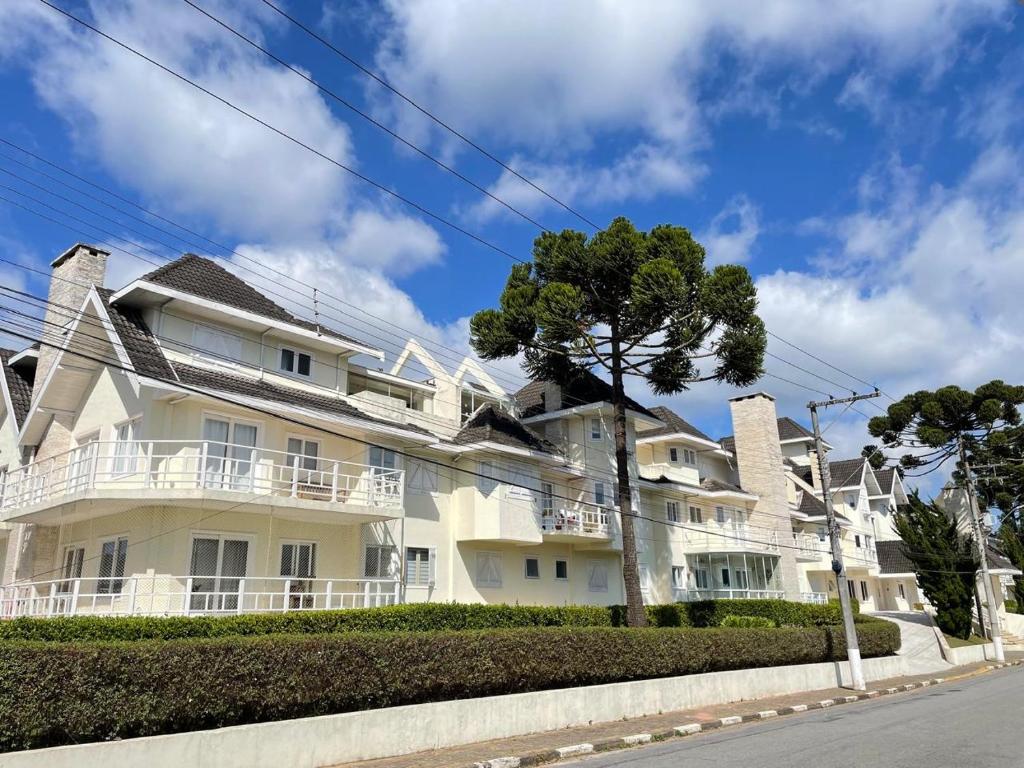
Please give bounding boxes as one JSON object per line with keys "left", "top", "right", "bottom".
{"left": 793, "top": 532, "right": 825, "bottom": 559}
{"left": 676, "top": 588, "right": 787, "bottom": 601}
{"left": 0, "top": 575, "right": 401, "bottom": 618}
{"left": 539, "top": 506, "right": 611, "bottom": 537}
{"left": 681, "top": 522, "right": 779, "bottom": 552}
{"left": 0, "top": 440, "right": 404, "bottom": 514}
{"left": 799, "top": 591, "right": 829, "bottom": 604}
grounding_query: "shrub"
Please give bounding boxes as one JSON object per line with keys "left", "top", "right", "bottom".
{"left": 0, "top": 621, "right": 900, "bottom": 752}
{"left": 1005, "top": 600, "right": 1021, "bottom": 615}
{"left": 614, "top": 598, "right": 857, "bottom": 629}
{"left": 0, "top": 602, "right": 612, "bottom": 643}
{"left": 720, "top": 614, "right": 776, "bottom": 628}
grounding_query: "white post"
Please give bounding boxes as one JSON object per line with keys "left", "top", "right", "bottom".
{"left": 331, "top": 462, "right": 339, "bottom": 503}
{"left": 46, "top": 583, "right": 57, "bottom": 617}
{"left": 291, "top": 456, "right": 300, "bottom": 497}
{"left": 128, "top": 577, "right": 138, "bottom": 616}
{"left": 249, "top": 449, "right": 257, "bottom": 492}
{"left": 363, "top": 580, "right": 371, "bottom": 608}
{"left": 70, "top": 578, "right": 81, "bottom": 616}
{"left": 393, "top": 579, "right": 401, "bottom": 605}
{"left": 237, "top": 579, "right": 246, "bottom": 615}
{"left": 325, "top": 580, "right": 333, "bottom": 611}
{"left": 199, "top": 442, "right": 208, "bottom": 489}
{"left": 145, "top": 441, "right": 154, "bottom": 489}
{"left": 283, "top": 579, "right": 291, "bottom": 612}
{"left": 184, "top": 577, "right": 193, "bottom": 616}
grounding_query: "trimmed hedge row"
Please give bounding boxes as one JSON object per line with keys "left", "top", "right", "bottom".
{"left": 0, "top": 599, "right": 857, "bottom": 642}
{"left": 0, "top": 621, "right": 900, "bottom": 752}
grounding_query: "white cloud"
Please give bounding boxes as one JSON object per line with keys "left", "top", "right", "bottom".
{"left": 699, "top": 195, "right": 760, "bottom": 266}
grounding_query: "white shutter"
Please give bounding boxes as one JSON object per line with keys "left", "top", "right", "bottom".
{"left": 427, "top": 546, "right": 437, "bottom": 586}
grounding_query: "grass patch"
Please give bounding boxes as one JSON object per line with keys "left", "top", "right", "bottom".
{"left": 944, "top": 634, "right": 989, "bottom": 648}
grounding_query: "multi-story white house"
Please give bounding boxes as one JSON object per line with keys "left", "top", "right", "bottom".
{"left": 0, "top": 243, "right": 934, "bottom": 618}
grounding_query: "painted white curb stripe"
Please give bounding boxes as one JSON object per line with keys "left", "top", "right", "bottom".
{"left": 674, "top": 724, "right": 702, "bottom": 736}
{"left": 556, "top": 744, "right": 594, "bottom": 758}
{"left": 622, "top": 734, "right": 652, "bottom": 746}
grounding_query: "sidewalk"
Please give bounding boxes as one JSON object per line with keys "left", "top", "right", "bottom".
{"left": 334, "top": 655, "right": 1023, "bottom": 768}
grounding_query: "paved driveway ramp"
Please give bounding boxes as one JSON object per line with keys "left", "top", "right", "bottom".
{"left": 873, "top": 611, "right": 952, "bottom": 674}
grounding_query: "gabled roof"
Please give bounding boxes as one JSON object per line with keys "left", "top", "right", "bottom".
{"left": 876, "top": 540, "right": 914, "bottom": 575}
{"left": 719, "top": 416, "right": 815, "bottom": 454}
{"left": 640, "top": 405, "right": 714, "bottom": 442}
{"left": 872, "top": 467, "right": 895, "bottom": 494}
{"left": 515, "top": 369, "right": 656, "bottom": 420}
{"left": 455, "top": 403, "right": 557, "bottom": 454}
{"left": 135, "top": 255, "right": 365, "bottom": 348}
{"left": 795, "top": 490, "right": 852, "bottom": 524}
{"left": 0, "top": 348, "right": 34, "bottom": 429}
{"left": 826, "top": 458, "right": 866, "bottom": 489}
{"left": 97, "top": 288, "right": 178, "bottom": 381}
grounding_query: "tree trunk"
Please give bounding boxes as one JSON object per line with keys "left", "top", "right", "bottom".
{"left": 610, "top": 338, "right": 647, "bottom": 628}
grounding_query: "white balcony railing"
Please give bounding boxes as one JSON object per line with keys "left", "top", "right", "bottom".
{"left": 0, "top": 576, "right": 401, "bottom": 618}
{"left": 682, "top": 522, "right": 779, "bottom": 553}
{"left": 0, "top": 440, "right": 404, "bottom": 515}
{"left": 799, "top": 591, "right": 829, "bottom": 604}
{"left": 849, "top": 544, "right": 878, "bottom": 566}
{"left": 539, "top": 507, "right": 611, "bottom": 537}
{"left": 677, "top": 588, "right": 787, "bottom": 601}
{"left": 793, "top": 532, "right": 825, "bottom": 559}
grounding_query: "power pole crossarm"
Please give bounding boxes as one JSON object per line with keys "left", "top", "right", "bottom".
{"left": 808, "top": 390, "right": 880, "bottom": 691}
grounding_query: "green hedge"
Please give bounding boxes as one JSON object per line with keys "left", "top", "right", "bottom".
{"left": 720, "top": 614, "right": 776, "bottom": 628}
{"left": 0, "top": 621, "right": 900, "bottom": 752}
{"left": 0, "top": 599, "right": 856, "bottom": 642}
{"left": 0, "top": 602, "right": 612, "bottom": 642}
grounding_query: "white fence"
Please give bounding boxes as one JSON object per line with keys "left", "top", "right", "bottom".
{"left": 0, "top": 440, "right": 404, "bottom": 514}
{"left": 682, "top": 522, "right": 779, "bottom": 553}
{"left": 799, "top": 591, "right": 829, "bottom": 604}
{"left": 0, "top": 576, "right": 401, "bottom": 618}
{"left": 676, "top": 589, "right": 787, "bottom": 601}
{"left": 539, "top": 506, "right": 610, "bottom": 537}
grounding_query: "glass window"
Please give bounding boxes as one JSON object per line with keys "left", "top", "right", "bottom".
{"left": 280, "top": 542, "right": 317, "bottom": 579}
{"left": 97, "top": 537, "right": 128, "bottom": 594}
{"left": 280, "top": 348, "right": 312, "bottom": 377}
{"left": 405, "top": 547, "right": 432, "bottom": 586}
{"left": 297, "top": 353, "right": 311, "bottom": 376}
{"left": 541, "top": 482, "right": 554, "bottom": 515}
{"left": 666, "top": 501, "right": 679, "bottom": 523}
{"left": 684, "top": 448, "right": 696, "bottom": 464}
{"left": 848, "top": 579, "right": 857, "bottom": 599}
{"left": 364, "top": 545, "right": 396, "bottom": 578}
{"left": 689, "top": 505, "right": 702, "bottom": 524}
{"left": 720, "top": 568, "right": 731, "bottom": 587}
{"left": 860, "top": 581, "right": 869, "bottom": 601}
{"left": 716, "top": 506, "right": 726, "bottom": 524}
{"left": 112, "top": 419, "right": 139, "bottom": 475}
{"left": 194, "top": 325, "right": 242, "bottom": 363}
{"left": 555, "top": 559, "right": 568, "bottom": 580}
{"left": 524, "top": 557, "right": 540, "bottom": 579}
{"left": 590, "top": 418, "right": 602, "bottom": 440}
{"left": 695, "top": 568, "right": 709, "bottom": 589}
{"left": 477, "top": 460, "right": 498, "bottom": 494}
{"left": 587, "top": 560, "right": 609, "bottom": 592}
{"left": 734, "top": 569, "right": 749, "bottom": 589}
{"left": 406, "top": 459, "right": 439, "bottom": 494}
{"left": 817, "top": 526, "right": 827, "bottom": 542}
{"left": 669, "top": 447, "right": 678, "bottom": 462}
{"left": 286, "top": 438, "right": 319, "bottom": 471}
{"left": 855, "top": 534, "right": 862, "bottom": 547}
{"left": 898, "top": 583, "right": 906, "bottom": 599}
{"left": 476, "top": 552, "right": 502, "bottom": 588}
{"left": 671, "top": 566, "right": 685, "bottom": 589}
{"left": 594, "top": 481, "right": 606, "bottom": 506}
{"left": 280, "top": 348, "right": 294, "bottom": 372}
{"left": 368, "top": 445, "right": 397, "bottom": 470}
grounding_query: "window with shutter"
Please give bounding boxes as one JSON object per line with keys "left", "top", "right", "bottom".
{"left": 476, "top": 552, "right": 502, "bottom": 587}
{"left": 406, "top": 459, "right": 439, "bottom": 494}
{"left": 587, "top": 560, "right": 609, "bottom": 592}
{"left": 405, "top": 547, "right": 432, "bottom": 586}
{"left": 477, "top": 461, "right": 498, "bottom": 494}
{"left": 671, "top": 565, "right": 685, "bottom": 589}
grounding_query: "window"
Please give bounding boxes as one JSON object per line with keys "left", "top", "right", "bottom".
{"left": 671, "top": 566, "right": 686, "bottom": 589}
{"left": 406, "top": 547, "right": 433, "bottom": 587}
{"left": 734, "top": 569, "right": 749, "bottom": 590}
{"left": 555, "top": 559, "right": 568, "bottom": 580}
{"left": 670, "top": 447, "right": 678, "bottom": 462}
{"left": 406, "top": 459, "right": 439, "bottom": 494}
{"left": 689, "top": 505, "right": 702, "bottom": 524}
{"left": 848, "top": 579, "right": 856, "bottom": 599}
{"left": 860, "top": 580, "right": 869, "bottom": 601}
{"left": 855, "top": 534, "right": 862, "bottom": 548}
{"left": 280, "top": 542, "right": 317, "bottom": 579}
{"left": 541, "top": 482, "right": 554, "bottom": 515}
{"left": 369, "top": 445, "right": 398, "bottom": 470}
{"left": 477, "top": 460, "right": 498, "bottom": 494}
{"left": 587, "top": 560, "right": 609, "bottom": 592}
{"left": 720, "top": 568, "right": 731, "bottom": 587}
{"left": 188, "top": 534, "right": 250, "bottom": 611}
{"left": 817, "top": 526, "right": 827, "bottom": 542}
{"left": 524, "top": 557, "right": 540, "bottom": 579}
{"left": 898, "top": 583, "right": 906, "bottom": 600}
{"left": 476, "top": 552, "right": 502, "bottom": 588}
{"left": 112, "top": 419, "right": 139, "bottom": 474}
{"left": 683, "top": 448, "right": 696, "bottom": 464}
{"left": 716, "top": 506, "right": 726, "bottom": 524}
{"left": 364, "top": 545, "right": 396, "bottom": 578}
{"left": 666, "top": 501, "right": 680, "bottom": 523}
{"left": 864, "top": 535, "right": 872, "bottom": 548}
{"left": 590, "top": 418, "right": 602, "bottom": 440}
{"left": 694, "top": 568, "right": 710, "bottom": 589}
{"left": 97, "top": 537, "right": 128, "bottom": 594}
{"left": 61, "top": 546, "right": 84, "bottom": 582}
{"left": 594, "top": 481, "right": 606, "bottom": 506}
{"left": 193, "top": 325, "right": 242, "bottom": 364}
{"left": 280, "top": 348, "right": 312, "bottom": 377}
{"left": 286, "top": 437, "right": 320, "bottom": 476}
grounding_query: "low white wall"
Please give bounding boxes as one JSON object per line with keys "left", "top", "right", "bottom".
{"left": 3, "top": 654, "right": 925, "bottom": 768}
{"left": 1001, "top": 612, "right": 1024, "bottom": 637}
{"left": 944, "top": 642, "right": 997, "bottom": 666}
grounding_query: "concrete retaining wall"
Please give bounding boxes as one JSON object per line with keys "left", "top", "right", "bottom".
{"left": 944, "top": 642, "right": 997, "bottom": 665}
{"left": 3, "top": 654, "right": 923, "bottom": 768}
{"left": 1001, "top": 612, "right": 1024, "bottom": 636}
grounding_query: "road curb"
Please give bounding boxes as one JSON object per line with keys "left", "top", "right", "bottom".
{"left": 467, "top": 661, "right": 1022, "bottom": 768}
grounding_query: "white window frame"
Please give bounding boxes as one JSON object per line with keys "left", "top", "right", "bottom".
{"left": 669, "top": 447, "right": 679, "bottom": 463}
{"left": 734, "top": 568, "right": 749, "bottom": 590}
{"left": 477, "top": 460, "right": 498, "bottom": 494}
{"left": 715, "top": 506, "right": 726, "bottom": 524}
{"left": 524, "top": 556, "right": 541, "bottom": 580}
{"left": 898, "top": 583, "right": 906, "bottom": 600}
{"left": 554, "top": 558, "right": 569, "bottom": 581}
{"left": 405, "top": 546, "right": 435, "bottom": 587}
{"left": 186, "top": 530, "right": 256, "bottom": 574}
{"left": 476, "top": 551, "right": 502, "bottom": 588}
{"left": 587, "top": 560, "right": 609, "bottom": 593}
{"left": 694, "top": 567, "right": 710, "bottom": 590}
{"left": 666, "top": 500, "right": 680, "bottom": 523}
{"left": 363, "top": 543, "right": 398, "bottom": 579}
{"left": 111, "top": 417, "right": 141, "bottom": 476}
{"left": 279, "top": 540, "right": 318, "bottom": 579}
{"left": 671, "top": 565, "right": 686, "bottom": 589}
{"left": 860, "top": 580, "right": 869, "bottom": 601}
{"left": 589, "top": 417, "right": 602, "bottom": 441}
{"left": 96, "top": 534, "right": 129, "bottom": 594}
{"left": 689, "top": 505, "right": 702, "bottom": 524}
{"left": 192, "top": 323, "right": 243, "bottom": 367}
{"left": 201, "top": 410, "right": 264, "bottom": 448}
{"left": 285, "top": 435, "right": 321, "bottom": 472}
{"left": 594, "top": 481, "right": 606, "bottom": 506}
{"left": 279, "top": 346, "right": 313, "bottom": 378}
{"left": 406, "top": 458, "right": 440, "bottom": 495}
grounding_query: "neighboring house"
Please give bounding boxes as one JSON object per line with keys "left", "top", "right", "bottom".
{"left": 0, "top": 242, "right": 928, "bottom": 618}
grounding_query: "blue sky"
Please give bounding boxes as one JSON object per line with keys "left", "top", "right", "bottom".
{"left": 1, "top": 1, "right": 1022, "bottom": 492}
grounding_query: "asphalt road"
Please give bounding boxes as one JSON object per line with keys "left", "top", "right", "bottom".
{"left": 568, "top": 666, "right": 1023, "bottom": 768}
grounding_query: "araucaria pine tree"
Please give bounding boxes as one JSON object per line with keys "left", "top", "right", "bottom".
{"left": 469, "top": 217, "right": 767, "bottom": 627}
{"left": 894, "top": 493, "right": 979, "bottom": 639}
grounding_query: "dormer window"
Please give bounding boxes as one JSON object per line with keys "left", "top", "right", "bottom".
{"left": 669, "top": 446, "right": 696, "bottom": 464}
{"left": 280, "top": 348, "right": 312, "bottom": 377}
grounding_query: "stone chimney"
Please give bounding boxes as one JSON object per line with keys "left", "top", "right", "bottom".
{"left": 33, "top": 243, "right": 109, "bottom": 399}
{"left": 728, "top": 392, "right": 800, "bottom": 599}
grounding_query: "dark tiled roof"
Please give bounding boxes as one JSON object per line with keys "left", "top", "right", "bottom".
{"left": 515, "top": 369, "right": 656, "bottom": 419}
{"left": 174, "top": 364, "right": 435, "bottom": 438}
{"left": 797, "top": 490, "right": 828, "bottom": 517}
{"left": 700, "top": 477, "right": 747, "bottom": 494}
{"left": 0, "top": 348, "right": 34, "bottom": 429}
{"left": 987, "top": 538, "right": 1018, "bottom": 571}
{"left": 719, "top": 416, "right": 813, "bottom": 454}
{"left": 792, "top": 464, "right": 814, "bottom": 485}
{"left": 872, "top": 467, "right": 895, "bottom": 493}
{"left": 641, "top": 406, "right": 714, "bottom": 442}
{"left": 876, "top": 540, "right": 915, "bottom": 575}
{"left": 827, "top": 458, "right": 866, "bottom": 489}
{"left": 137, "top": 255, "right": 366, "bottom": 348}
{"left": 98, "top": 288, "right": 178, "bottom": 381}
{"left": 455, "top": 403, "right": 557, "bottom": 454}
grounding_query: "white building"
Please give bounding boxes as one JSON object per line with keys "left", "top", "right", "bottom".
{"left": 0, "top": 244, "right": 930, "bottom": 618}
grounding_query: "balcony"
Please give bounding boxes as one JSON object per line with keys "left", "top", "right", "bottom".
{"left": 0, "top": 576, "right": 400, "bottom": 618}
{"left": 799, "top": 591, "right": 829, "bottom": 604}
{"left": 675, "top": 588, "right": 786, "bottom": 601}
{"left": 793, "top": 532, "right": 827, "bottom": 562}
{"left": 539, "top": 506, "right": 614, "bottom": 543}
{"left": 681, "top": 521, "right": 779, "bottom": 554}
{"left": 0, "top": 440, "right": 404, "bottom": 525}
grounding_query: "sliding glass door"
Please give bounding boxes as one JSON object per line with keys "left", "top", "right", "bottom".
{"left": 189, "top": 534, "right": 249, "bottom": 612}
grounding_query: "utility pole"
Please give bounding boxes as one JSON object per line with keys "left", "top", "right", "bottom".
{"left": 957, "top": 436, "right": 1005, "bottom": 662}
{"left": 808, "top": 391, "right": 881, "bottom": 691}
